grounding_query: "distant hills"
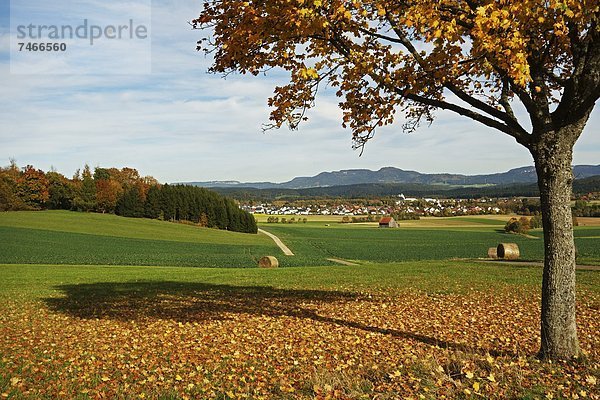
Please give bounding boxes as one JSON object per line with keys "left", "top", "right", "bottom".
{"left": 182, "top": 165, "right": 600, "bottom": 190}
{"left": 203, "top": 175, "right": 600, "bottom": 201}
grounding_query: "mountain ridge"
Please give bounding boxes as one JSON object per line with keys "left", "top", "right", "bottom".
{"left": 180, "top": 165, "right": 600, "bottom": 189}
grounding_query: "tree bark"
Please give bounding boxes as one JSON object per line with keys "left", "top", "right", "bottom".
{"left": 530, "top": 121, "right": 586, "bottom": 360}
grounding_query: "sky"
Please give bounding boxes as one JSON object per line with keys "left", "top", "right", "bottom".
{"left": 0, "top": 0, "right": 598, "bottom": 184}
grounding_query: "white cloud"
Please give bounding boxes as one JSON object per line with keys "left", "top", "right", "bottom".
{"left": 0, "top": 0, "right": 598, "bottom": 183}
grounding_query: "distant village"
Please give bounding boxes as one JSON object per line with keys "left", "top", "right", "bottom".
{"left": 240, "top": 194, "right": 536, "bottom": 219}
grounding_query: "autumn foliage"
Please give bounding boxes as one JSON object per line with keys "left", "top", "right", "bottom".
{"left": 193, "top": 0, "right": 598, "bottom": 147}
{"left": 1, "top": 283, "right": 598, "bottom": 399}
{"left": 0, "top": 163, "right": 257, "bottom": 234}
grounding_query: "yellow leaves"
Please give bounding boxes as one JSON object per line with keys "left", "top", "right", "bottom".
{"left": 298, "top": 67, "right": 319, "bottom": 80}
{"left": 298, "top": 8, "right": 313, "bottom": 18}
{"left": 389, "top": 370, "right": 402, "bottom": 379}
{"left": 101, "top": 376, "right": 110, "bottom": 382}
{"left": 2, "top": 291, "right": 599, "bottom": 399}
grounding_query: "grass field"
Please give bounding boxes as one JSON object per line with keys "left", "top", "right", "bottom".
{"left": 259, "top": 221, "right": 600, "bottom": 265}
{"left": 2, "top": 211, "right": 599, "bottom": 268}
{"left": 0, "top": 211, "right": 599, "bottom": 399}
{"left": 0, "top": 211, "right": 280, "bottom": 268}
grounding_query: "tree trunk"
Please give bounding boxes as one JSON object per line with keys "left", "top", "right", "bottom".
{"left": 531, "top": 122, "right": 585, "bottom": 360}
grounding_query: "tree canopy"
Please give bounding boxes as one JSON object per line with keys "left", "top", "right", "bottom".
{"left": 193, "top": 0, "right": 598, "bottom": 149}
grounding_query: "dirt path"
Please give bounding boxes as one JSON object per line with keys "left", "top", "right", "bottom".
{"left": 258, "top": 229, "right": 294, "bottom": 256}
{"left": 327, "top": 258, "right": 360, "bottom": 266}
{"left": 476, "top": 259, "right": 600, "bottom": 271}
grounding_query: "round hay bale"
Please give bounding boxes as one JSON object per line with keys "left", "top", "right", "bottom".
{"left": 497, "top": 243, "right": 520, "bottom": 260}
{"left": 488, "top": 247, "right": 498, "bottom": 259}
{"left": 258, "top": 256, "right": 279, "bottom": 268}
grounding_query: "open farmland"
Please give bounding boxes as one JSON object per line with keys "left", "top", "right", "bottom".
{"left": 2, "top": 212, "right": 600, "bottom": 268}
{"left": 0, "top": 211, "right": 599, "bottom": 399}
{"left": 259, "top": 218, "right": 600, "bottom": 265}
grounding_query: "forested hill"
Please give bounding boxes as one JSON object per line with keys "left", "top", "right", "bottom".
{"left": 184, "top": 165, "right": 600, "bottom": 189}
{"left": 210, "top": 175, "right": 600, "bottom": 201}
{"left": 0, "top": 163, "right": 257, "bottom": 234}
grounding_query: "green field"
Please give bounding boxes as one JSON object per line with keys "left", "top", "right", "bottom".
{"left": 2, "top": 211, "right": 600, "bottom": 267}
{"left": 1, "top": 211, "right": 599, "bottom": 399}
{"left": 0, "top": 211, "right": 279, "bottom": 268}
{"left": 260, "top": 220, "right": 600, "bottom": 265}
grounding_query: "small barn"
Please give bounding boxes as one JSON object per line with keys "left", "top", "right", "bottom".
{"left": 378, "top": 216, "right": 398, "bottom": 228}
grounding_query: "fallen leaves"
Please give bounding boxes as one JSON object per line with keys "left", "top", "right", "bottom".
{"left": 0, "top": 284, "right": 598, "bottom": 399}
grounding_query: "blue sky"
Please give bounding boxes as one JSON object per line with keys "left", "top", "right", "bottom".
{"left": 0, "top": 1, "right": 598, "bottom": 183}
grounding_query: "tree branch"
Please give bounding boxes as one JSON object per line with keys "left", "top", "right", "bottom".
{"left": 402, "top": 91, "right": 531, "bottom": 146}
{"left": 383, "top": 15, "right": 530, "bottom": 138}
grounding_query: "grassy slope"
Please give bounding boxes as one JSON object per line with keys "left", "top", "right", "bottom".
{"left": 0, "top": 211, "right": 279, "bottom": 268}
{"left": 0, "top": 211, "right": 263, "bottom": 244}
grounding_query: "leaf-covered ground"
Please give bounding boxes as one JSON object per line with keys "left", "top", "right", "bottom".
{"left": 1, "top": 281, "right": 598, "bottom": 399}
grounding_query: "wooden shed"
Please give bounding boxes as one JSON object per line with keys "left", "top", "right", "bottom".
{"left": 378, "top": 216, "right": 398, "bottom": 228}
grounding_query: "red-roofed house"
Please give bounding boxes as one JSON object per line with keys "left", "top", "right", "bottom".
{"left": 378, "top": 216, "right": 398, "bottom": 228}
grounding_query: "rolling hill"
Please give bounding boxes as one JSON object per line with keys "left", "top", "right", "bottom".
{"left": 183, "top": 165, "right": 600, "bottom": 189}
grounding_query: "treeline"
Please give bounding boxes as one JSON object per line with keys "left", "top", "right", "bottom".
{"left": 572, "top": 200, "right": 600, "bottom": 217}
{"left": 0, "top": 161, "right": 257, "bottom": 234}
{"left": 210, "top": 176, "right": 600, "bottom": 201}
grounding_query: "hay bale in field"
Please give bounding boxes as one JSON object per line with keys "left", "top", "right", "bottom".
{"left": 488, "top": 247, "right": 498, "bottom": 259}
{"left": 497, "top": 243, "right": 520, "bottom": 260}
{"left": 258, "top": 256, "right": 279, "bottom": 268}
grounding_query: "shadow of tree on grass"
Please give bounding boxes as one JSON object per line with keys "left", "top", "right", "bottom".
{"left": 45, "top": 281, "right": 515, "bottom": 357}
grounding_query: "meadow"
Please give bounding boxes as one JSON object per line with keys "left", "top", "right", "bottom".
{"left": 3, "top": 211, "right": 599, "bottom": 268}
{"left": 0, "top": 211, "right": 277, "bottom": 268}
{"left": 0, "top": 211, "right": 599, "bottom": 399}
{"left": 259, "top": 217, "right": 600, "bottom": 266}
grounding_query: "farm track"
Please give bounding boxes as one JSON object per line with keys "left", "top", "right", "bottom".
{"left": 258, "top": 228, "right": 295, "bottom": 256}
{"left": 477, "top": 259, "right": 600, "bottom": 271}
{"left": 327, "top": 258, "right": 360, "bottom": 266}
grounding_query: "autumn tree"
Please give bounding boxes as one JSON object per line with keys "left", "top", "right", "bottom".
{"left": 0, "top": 161, "right": 25, "bottom": 211}
{"left": 95, "top": 178, "right": 123, "bottom": 214}
{"left": 16, "top": 165, "right": 50, "bottom": 209}
{"left": 193, "top": 0, "right": 599, "bottom": 359}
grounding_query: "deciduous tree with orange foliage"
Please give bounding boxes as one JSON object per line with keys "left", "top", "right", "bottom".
{"left": 192, "top": 0, "right": 599, "bottom": 360}
{"left": 16, "top": 165, "right": 49, "bottom": 208}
